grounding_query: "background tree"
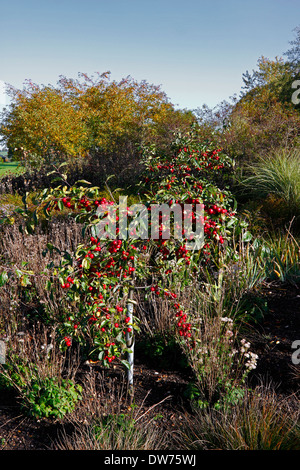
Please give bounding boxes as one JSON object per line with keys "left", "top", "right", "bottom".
{"left": 283, "top": 25, "right": 300, "bottom": 65}
{"left": 192, "top": 26, "right": 300, "bottom": 168}
{"left": 193, "top": 56, "right": 300, "bottom": 167}
{"left": 226, "top": 56, "right": 300, "bottom": 163}
{"left": 0, "top": 73, "right": 195, "bottom": 185}
{"left": 1, "top": 80, "right": 89, "bottom": 170}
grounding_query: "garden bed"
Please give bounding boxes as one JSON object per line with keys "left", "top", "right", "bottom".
{"left": 0, "top": 282, "right": 299, "bottom": 450}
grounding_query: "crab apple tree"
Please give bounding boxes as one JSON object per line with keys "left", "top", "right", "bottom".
{"left": 10, "top": 130, "right": 247, "bottom": 378}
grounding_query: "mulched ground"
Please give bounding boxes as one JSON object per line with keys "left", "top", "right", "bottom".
{"left": 0, "top": 282, "right": 299, "bottom": 451}
{"left": 246, "top": 282, "right": 300, "bottom": 395}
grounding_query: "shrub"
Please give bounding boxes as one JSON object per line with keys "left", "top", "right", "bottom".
{"left": 183, "top": 313, "right": 258, "bottom": 410}
{"left": 0, "top": 73, "right": 195, "bottom": 176}
{"left": 21, "top": 376, "right": 82, "bottom": 419}
{"left": 0, "top": 129, "right": 248, "bottom": 380}
{"left": 0, "top": 325, "right": 81, "bottom": 419}
{"left": 240, "top": 148, "right": 300, "bottom": 225}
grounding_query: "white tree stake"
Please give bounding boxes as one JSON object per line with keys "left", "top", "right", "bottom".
{"left": 126, "top": 288, "right": 135, "bottom": 391}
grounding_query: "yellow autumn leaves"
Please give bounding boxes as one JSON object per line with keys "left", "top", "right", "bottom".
{"left": 1, "top": 73, "right": 195, "bottom": 166}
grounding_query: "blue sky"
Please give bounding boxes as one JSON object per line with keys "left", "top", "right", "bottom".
{"left": 0, "top": 0, "right": 300, "bottom": 110}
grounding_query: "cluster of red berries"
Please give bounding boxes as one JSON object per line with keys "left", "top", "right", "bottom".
{"left": 61, "top": 276, "right": 74, "bottom": 289}
{"left": 103, "top": 341, "right": 116, "bottom": 362}
{"left": 58, "top": 228, "right": 140, "bottom": 357}
{"left": 175, "top": 244, "right": 191, "bottom": 264}
{"left": 64, "top": 336, "right": 72, "bottom": 347}
{"left": 54, "top": 195, "right": 114, "bottom": 214}
{"left": 175, "top": 304, "right": 192, "bottom": 338}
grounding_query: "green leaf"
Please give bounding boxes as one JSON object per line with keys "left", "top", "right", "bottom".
{"left": 0, "top": 271, "right": 8, "bottom": 287}
{"left": 76, "top": 180, "right": 92, "bottom": 185}
{"left": 82, "top": 258, "right": 91, "bottom": 269}
{"left": 242, "top": 231, "right": 253, "bottom": 242}
{"left": 20, "top": 274, "right": 32, "bottom": 287}
{"left": 58, "top": 200, "right": 64, "bottom": 211}
{"left": 120, "top": 359, "right": 131, "bottom": 370}
{"left": 98, "top": 350, "right": 104, "bottom": 361}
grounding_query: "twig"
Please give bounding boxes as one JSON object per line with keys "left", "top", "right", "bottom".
{"left": 135, "top": 394, "right": 172, "bottom": 423}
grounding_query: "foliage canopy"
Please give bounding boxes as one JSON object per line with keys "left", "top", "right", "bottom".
{"left": 0, "top": 73, "right": 195, "bottom": 169}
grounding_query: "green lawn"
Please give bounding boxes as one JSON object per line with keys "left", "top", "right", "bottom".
{"left": 0, "top": 161, "right": 25, "bottom": 177}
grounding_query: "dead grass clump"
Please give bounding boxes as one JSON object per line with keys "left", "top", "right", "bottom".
{"left": 177, "top": 383, "right": 300, "bottom": 450}
{"left": 54, "top": 370, "right": 170, "bottom": 450}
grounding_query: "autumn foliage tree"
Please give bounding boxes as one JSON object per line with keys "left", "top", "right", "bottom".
{"left": 224, "top": 56, "right": 300, "bottom": 163}
{"left": 232, "top": 55, "right": 300, "bottom": 158}
{"left": 0, "top": 73, "right": 195, "bottom": 181}
{"left": 0, "top": 81, "right": 88, "bottom": 167}
{"left": 194, "top": 39, "right": 300, "bottom": 166}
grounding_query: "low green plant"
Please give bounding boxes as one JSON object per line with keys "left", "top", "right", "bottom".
{"left": 21, "top": 376, "right": 82, "bottom": 419}
{"left": 184, "top": 380, "right": 246, "bottom": 410}
{"left": 0, "top": 328, "right": 82, "bottom": 420}
{"left": 93, "top": 413, "right": 138, "bottom": 448}
{"left": 0, "top": 355, "right": 34, "bottom": 391}
{"left": 1, "top": 355, "right": 82, "bottom": 419}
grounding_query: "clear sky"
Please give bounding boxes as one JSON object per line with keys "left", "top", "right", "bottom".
{"left": 0, "top": 0, "right": 300, "bottom": 110}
